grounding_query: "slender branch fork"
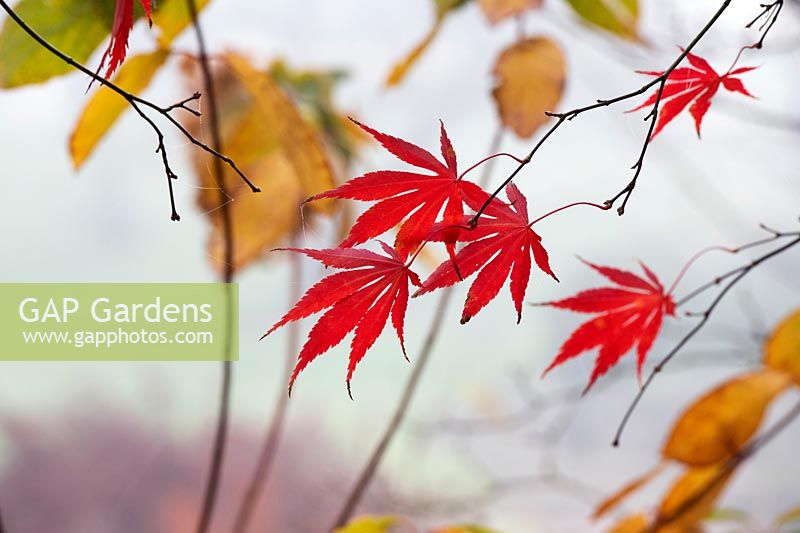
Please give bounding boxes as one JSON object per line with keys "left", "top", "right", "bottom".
{"left": 470, "top": 0, "right": 737, "bottom": 225}
{"left": 0, "top": 0, "right": 260, "bottom": 221}
{"left": 613, "top": 225, "right": 800, "bottom": 446}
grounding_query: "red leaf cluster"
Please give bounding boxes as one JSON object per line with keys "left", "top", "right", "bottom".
{"left": 266, "top": 121, "right": 559, "bottom": 393}
{"left": 632, "top": 51, "right": 755, "bottom": 138}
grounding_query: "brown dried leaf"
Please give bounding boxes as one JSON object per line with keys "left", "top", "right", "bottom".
{"left": 492, "top": 37, "right": 566, "bottom": 138}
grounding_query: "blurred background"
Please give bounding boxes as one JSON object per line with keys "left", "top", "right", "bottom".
{"left": 0, "top": 0, "right": 798, "bottom": 531}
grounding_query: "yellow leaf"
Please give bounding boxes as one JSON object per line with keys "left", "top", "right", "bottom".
{"left": 608, "top": 513, "right": 648, "bottom": 533}
{"left": 594, "top": 462, "right": 667, "bottom": 519}
{"left": 385, "top": 0, "right": 469, "bottom": 87}
{"left": 662, "top": 369, "right": 791, "bottom": 466}
{"left": 565, "top": 0, "right": 639, "bottom": 41}
{"left": 70, "top": 49, "right": 169, "bottom": 168}
{"left": 765, "top": 308, "right": 800, "bottom": 385}
{"left": 492, "top": 37, "right": 566, "bottom": 138}
{"left": 335, "top": 515, "right": 400, "bottom": 533}
{"left": 478, "top": 0, "right": 542, "bottom": 24}
{"left": 0, "top": 0, "right": 118, "bottom": 87}
{"left": 655, "top": 464, "right": 734, "bottom": 532}
{"left": 226, "top": 53, "right": 337, "bottom": 214}
{"left": 152, "top": 0, "right": 212, "bottom": 46}
{"left": 431, "top": 527, "right": 502, "bottom": 533}
{"left": 183, "top": 58, "right": 299, "bottom": 273}
{"left": 775, "top": 504, "right": 800, "bottom": 526}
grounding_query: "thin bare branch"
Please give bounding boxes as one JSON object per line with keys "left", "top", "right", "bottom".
{"left": 0, "top": 0, "right": 259, "bottom": 221}
{"left": 470, "top": 0, "right": 734, "bottom": 225}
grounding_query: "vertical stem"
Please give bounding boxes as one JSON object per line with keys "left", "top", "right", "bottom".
{"left": 331, "top": 288, "right": 455, "bottom": 530}
{"left": 186, "top": 2, "right": 234, "bottom": 533}
{"left": 232, "top": 241, "right": 302, "bottom": 533}
{"left": 478, "top": 127, "right": 505, "bottom": 188}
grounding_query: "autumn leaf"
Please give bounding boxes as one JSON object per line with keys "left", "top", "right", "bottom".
{"left": 0, "top": 0, "right": 119, "bottom": 87}
{"left": 662, "top": 369, "right": 791, "bottom": 466}
{"left": 416, "top": 183, "right": 558, "bottom": 324}
{"left": 183, "top": 55, "right": 341, "bottom": 273}
{"left": 565, "top": 0, "right": 639, "bottom": 41}
{"left": 478, "top": 0, "right": 542, "bottom": 25}
{"left": 335, "top": 515, "right": 401, "bottom": 533}
{"left": 308, "top": 120, "right": 485, "bottom": 263}
{"left": 631, "top": 51, "right": 756, "bottom": 138}
{"left": 764, "top": 308, "right": 800, "bottom": 386}
{"left": 655, "top": 464, "right": 734, "bottom": 531}
{"left": 607, "top": 514, "right": 648, "bottom": 533}
{"left": 385, "top": 0, "right": 470, "bottom": 86}
{"left": 492, "top": 37, "right": 566, "bottom": 138}
{"left": 431, "top": 526, "right": 503, "bottom": 533}
{"left": 95, "top": 0, "right": 154, "bottom": 80}
{"left": 594, "top": 462, "right": 667, "bottom": 519}
{"left": 263, "top": 243, "right": 422, "bottom": 396}
{"left": 152, "top": 0, "right": 211, "bottom": 46}
{"left": 540, "top": 258, "right": 675, "bottom": 392}
{"left": 71, "top": 49, "right": 169, "bottom": 168}
{"left": 226, "top": 53, "right": 338, "bottom": 214}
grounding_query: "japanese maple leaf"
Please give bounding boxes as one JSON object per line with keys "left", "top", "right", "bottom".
{"left": 415, "top": 183, "right": 558, "bottom": 324}
{"left": 306, "top": 120, "right": 485, "bottom": 267}
{"left": 540, "top": 259, "right": 676, "bottom": 393}
{"left": 631, "top": 51, "right": 755, "bottom": 138}
{"left": 263, "top": 242, "right": 421, "bottom": 396}
{"left": 95, "top": 0, "right": 153, "bottom": 79}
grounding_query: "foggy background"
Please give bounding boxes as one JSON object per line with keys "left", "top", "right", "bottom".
{"left": 0, "top": 0, "right": 798, "bottom": 531}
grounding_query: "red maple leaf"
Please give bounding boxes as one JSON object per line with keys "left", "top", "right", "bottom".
{"left": 415, "top": 184, "right": 558, "bottom": 324}
{"left": 263, "top": 242, "right": 421, "bottom": 396}
{"left": 95, "top": 0, "right": 153, "bottom": 79}
{"left": 631, "top": 51, "right": 755, "bottom": 138}
{"left": 306, "top": 120, "right": 485, "bottom": 266}
{"left": 540, "top": 259, "right": 676, "bottom": 393}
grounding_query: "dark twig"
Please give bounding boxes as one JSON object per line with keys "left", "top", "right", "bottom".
{"left": 469, "top": 0, "right": 734, "bottom": 225}
{"left": 613, "top": 232, "right": 800, "bottom": 446}
{"left": 0, "top": 0, "right": 259, "bottom": 221}
{"left": 232, "top": 246, "right": 301, "bottom": 533}
{"left": 331, "top": 289, "right": 455, "bottom": 530}
{"left": 187, "top": 0, "right": 236, "bottom": 532}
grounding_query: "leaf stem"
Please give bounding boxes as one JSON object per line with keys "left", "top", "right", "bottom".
{"left": 528, "top": 202, "right": 610, "bottom": 227}
{"left": 458, "top": 151, "right": 525, "bottom": 181}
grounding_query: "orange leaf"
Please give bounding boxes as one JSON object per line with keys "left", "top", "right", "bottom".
{"left": 764, "top": 308, "right": 800, "bottom": 386}
{"left": 478, "top": 0, "right": 542, "bottom": 24}
{"left": 594, "top": 462, "right": 667, "bottom": 519}
{"left": 492, "top": 37, "right": 566, "bottom": 138}
{"left": 655, "top": 464, "right": 734, "bottom": 531}
{"left": 662, "top": 369, "right": 791, "bottom": 466}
